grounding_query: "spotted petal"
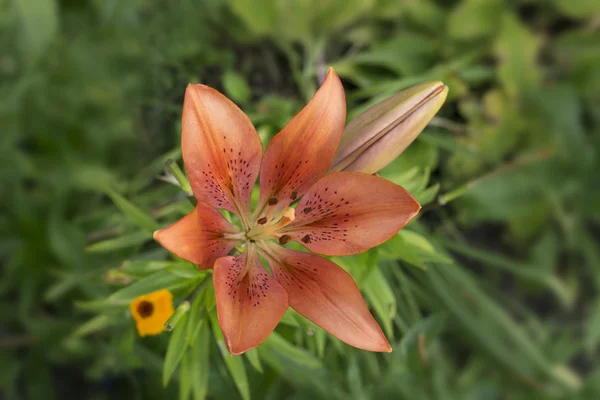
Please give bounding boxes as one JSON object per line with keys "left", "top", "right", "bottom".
{"left": 258, "top": 69, "right": 346, "bottom": 216}
{"left": 264, "top": 246, "right": 390, "bottom": 352}
{"left": 284, "top": 172, "right": 420, "bottom": 256}
{"left": 213, "top": 251, "right": 288, "bottom": 355}
{"left": 153, "top": 202, "right": 242, "bottom": 269}
{"left": 182, "top": 84, "right": 262, "bottom": 216}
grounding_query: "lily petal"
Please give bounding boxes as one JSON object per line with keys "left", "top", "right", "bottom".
{"left": 153, "top": 202, "right": 241, "bottom": 269}
{"left": 213, "top": 251, "right": 288, "bottom": 355}
{"left": 264, "top": 246, "right": 390, "bottom": 352}
{"left": 182, "top": 84, "right": 262, "bottom": 216}
{"left": 258, "top": 69, "right": 346, "bottom": 215}
{"left": 285, "top": 172, "right": 420, "bottom": 256}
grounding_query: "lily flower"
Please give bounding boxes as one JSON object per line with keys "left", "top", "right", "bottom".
{"left": 154, "top": 69, "right": 420, "bottom": 355}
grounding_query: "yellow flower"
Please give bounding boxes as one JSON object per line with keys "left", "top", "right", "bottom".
{"left": 130, "top": 289, "right": 174, "bottom": 336}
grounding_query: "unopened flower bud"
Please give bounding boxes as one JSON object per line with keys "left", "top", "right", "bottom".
{"left": 330, "top": 82, "right": 448, "bottom": 174}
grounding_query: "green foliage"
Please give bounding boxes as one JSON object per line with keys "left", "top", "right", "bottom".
{"left": 1, "top": 0, "right": 599, "bottom": 399}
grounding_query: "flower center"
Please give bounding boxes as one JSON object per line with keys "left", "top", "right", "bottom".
{"left": 245, "top": 205, "right": 295, "bottom": 242}
{"left": 137, "top": 301, "right": 154, "bottom": 318}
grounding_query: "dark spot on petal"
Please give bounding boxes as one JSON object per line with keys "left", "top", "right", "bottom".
{"left": 290, "top": 191, "right": 298, "bottom": 200}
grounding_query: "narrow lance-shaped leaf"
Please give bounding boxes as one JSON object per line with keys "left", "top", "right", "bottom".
{"left": 209, "top": 311, "right": 251, "bottom": 400}
{"left": 163, "top": 313, "right": 190, "bottom": 387}
{"left": 190, "top": 323, "right": 210, "bottom": 400}
{"left": 104, "top": 187, "right": 160, "bottom": 233}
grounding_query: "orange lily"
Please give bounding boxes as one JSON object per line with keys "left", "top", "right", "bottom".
{"left": 154, "top": 69, "right": 420, "bottom": 355}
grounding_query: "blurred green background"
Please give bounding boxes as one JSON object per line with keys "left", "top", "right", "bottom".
{"left": 2, "top": 0, "right": 599, "bottom": 399}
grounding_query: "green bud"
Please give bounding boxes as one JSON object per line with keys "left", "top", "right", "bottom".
{"left": 164, "top": 300, "right": 190, "bottom": 331}
{"left": 330, "top": 82, "right": 448, "bottom": 174}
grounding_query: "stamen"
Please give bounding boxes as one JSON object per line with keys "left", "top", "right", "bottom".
{"left": 223, "top": 232, "right": 246, "bottom": 241}
{"left": 246, "top": 207, "right": 296, "bottom": 242}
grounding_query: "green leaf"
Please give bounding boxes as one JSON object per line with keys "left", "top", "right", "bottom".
{"left": 204, "top": 283, "right": 216, "bottom": 311}
{"left": 259, "top": 331, "right": 329, "bottom": 394}
{"left": 190, "top": 324, "right": 210, "bottom": 400}
{"left": 314, "top": 327, "right": 326, "bottom": 359}
{"left": 85, "top": 231, "right": 150, "bottom": 253}
{"left": 279, "top": 309, "right": 301, "bottom": 327}
{"left": 362, "top": 267, "right": 395, "bottom": 337}
{"left": 448, "top": 0, "right": 504, "bottom": 39}
{"left": 47, "top": 209, "right": 85, "bottom": 267}
{"left": 379, "top": 231, "right": 452, "bottom": 269}
{"left": 495, "top": 13, "right": 541, "bottom": 99}
{"left": 399, "top": 313, "right": 447, "bottom": 356}
{"left": 264, "top": 331, "right": 323, "bottom": 369}
{"left": 534, "top": 84, "right": 593, "bottom": 166}
{"left": 121, "top": 260, "right": 202, "bottom": 279}
{"left": 416, "top": 182, "right": 439, "bottom": 205}
{"left": 164, "top": 313, "right": 190, "bottom": 386}
{"left": 245, "top": 348, "right": 263, "bottom": 373}
{"left": 553, "top": 0, "right": 600, "bottom": 18}
{"left": 209, "top": 311, "right": 250, "bottom": 400}
{"left": 71, "top": 314, "right": 112, "bottom": 338}
{"left": 103, "top": 188, "right": 160, "bottom": 233}
{"left": 227, "top": 0, "right": 277, "bottom": 37}
{"left": 179, "top": 352, "right": 192, "bottom": 400}
{"left": 107, "top": 271, "right": 196, "bottom": 305}
{"left": 441, "top": 238, "right": 573, "bottom": 307}
{"left": 15, "top": 0, "right": 58, "bottom": 64}
{"left": 223, "top": 70, "right": 251, "bottom": 104}
{"left": 586, "top": 298, "right": 600, "bottom": 351}
{"left": 399, "top": 231, "right": 452, "bottom": 264}
{"left": 186, "top": 285, "right": 208, "bottom": 346}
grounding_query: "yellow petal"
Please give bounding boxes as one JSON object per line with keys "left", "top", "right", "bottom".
{"left": 130, "top": 289, "right": 174, "bottom": 336}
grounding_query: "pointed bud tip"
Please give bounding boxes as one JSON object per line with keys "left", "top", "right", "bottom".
{"left": 417, "top": 81, "right": 448, "bottom": 103}
{"left": 434, "top": 82, "right": 449, "bottom": 100}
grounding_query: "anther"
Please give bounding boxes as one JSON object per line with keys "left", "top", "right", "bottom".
{"left": 257, "top": 217, "right": 268, "bottom": 225}
{"left": 301, "top": 235, "right": 311, "bottom": 244}
{"left": 290, "top": 191, "right": 298, "bottom": 200}
{"left": 278, "top": 235, "right": 292, "bottom": 245}
{"left": 268, "top": 197, "right": 279, "bottom": 205}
